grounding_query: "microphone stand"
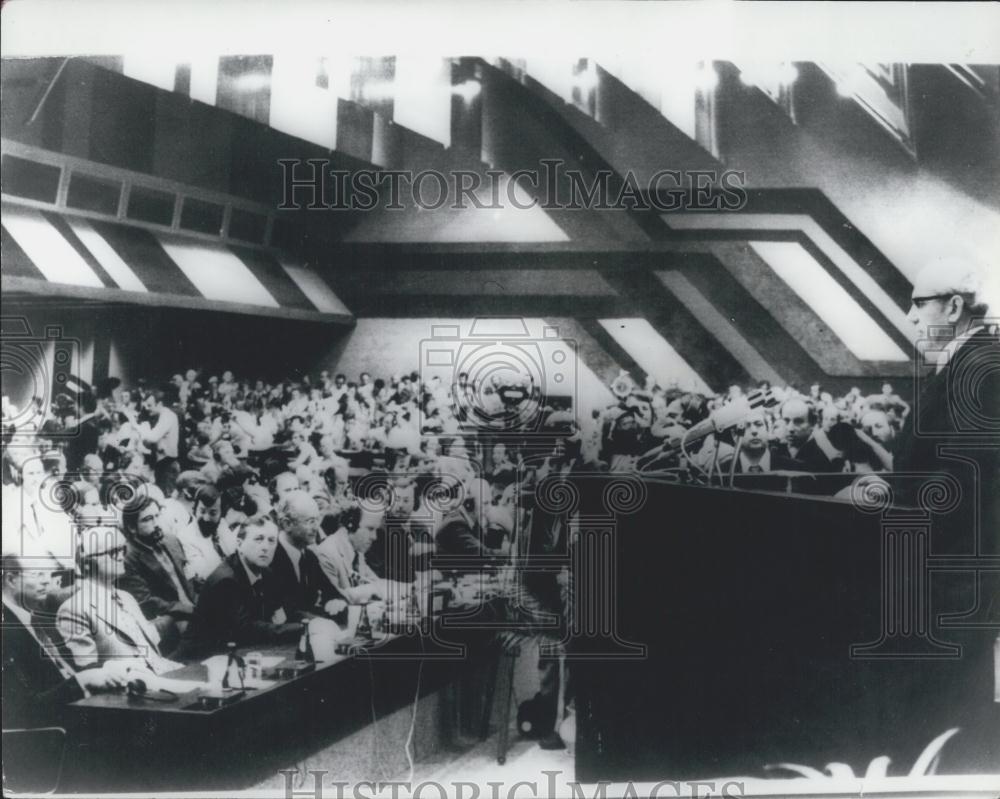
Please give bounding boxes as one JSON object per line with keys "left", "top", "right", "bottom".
{"left": 728, "top": 427, "right": 745, "bottom": 489}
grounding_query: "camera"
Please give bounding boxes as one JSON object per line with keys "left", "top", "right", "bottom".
{"left": 1, "top": 318, "right": 81, "bottom": 444}
{"left": 418, "top": 318, "right": 577, "bottom": 437}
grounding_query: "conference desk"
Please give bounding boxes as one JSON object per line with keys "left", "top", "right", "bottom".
{"left": 64, "top": 598, "right": 506, "bottom": 791}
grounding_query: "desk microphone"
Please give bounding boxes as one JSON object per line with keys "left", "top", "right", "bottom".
{"left": 126, "top": 677, "right": 178, "bottom": 703}
{"left": 678, "top": 390, "right": 779, "bottom": 449}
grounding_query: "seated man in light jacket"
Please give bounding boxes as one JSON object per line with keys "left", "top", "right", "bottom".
{"left": 57, "top": 526, "right": 183, "bottom": 676}
{"left": 312, "top": 505, "right": 387, "bottom": 604}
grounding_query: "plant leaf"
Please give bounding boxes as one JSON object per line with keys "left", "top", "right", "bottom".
{"left": 764, "top": 763, "right": 826, "bottom": 779}
{"left": 909, "top": 728, "right": 960, "bottom": 777}
{"left": 825, "top": 762, "right": 855, "bottom": 779}
{"left": 864, "top": 755, "right": 891, "bottom": 779}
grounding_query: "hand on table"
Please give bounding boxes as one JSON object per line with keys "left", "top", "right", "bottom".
{"left": 324, "top": 598, "right": 348, "bottom": 617}
{"left": 76, "top": 665, "right": 127, "bottom": 692}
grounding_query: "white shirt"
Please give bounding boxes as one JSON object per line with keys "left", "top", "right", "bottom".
{"left": 1, "top": 485, "right": 76, "bottom": 568}
{"left": 739, "top": 449, "right": 772, "bottom": 473}
{"left": 142, "top": 407, "right": 179, "bottom": 460}
{"left": 174, "top": 517, "right": 224, "bottom": 582}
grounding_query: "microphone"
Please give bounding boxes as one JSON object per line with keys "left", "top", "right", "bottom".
{"left": 671, "top": 389, "right": 778, "bottom": 450}
{"left": 683, "top": 398, "right": 753, "bottom": 446}
{"left": 126, "top": 677, "right": 178, "bottom": 703}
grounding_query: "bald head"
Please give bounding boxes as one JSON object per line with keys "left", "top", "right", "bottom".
{"left": 277, "top": 490, "right": 321, "bottom": 548}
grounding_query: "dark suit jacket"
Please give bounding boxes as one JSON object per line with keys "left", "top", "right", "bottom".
{"left": 2, "top": 605, "right": 83, "bottom": 729}
{"left": 436, "top": 505, "right": 483, "bottom": 557}
{"left": 894, "top": 327, "right": 1000, "bottom": 558}
{"left": 895, "top": 328, "right": 1000, "bottom": 475}
{"left": 773, "top": 436, "right": 844, "bottom": 473}
{"left": 120, "top": 533, "right": 195, "bottom": 620}
{"left": 721, "top": 444, "right": 802, "bottom": 474}
{"left": 182, "top": 554, "right": 302, "bottom": 657}
{"left": 270, "top": 541, "right": 346, "bottom": 621}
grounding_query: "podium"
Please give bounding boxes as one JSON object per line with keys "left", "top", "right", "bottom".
{"left": 570, "top": 475, "right": 999, "bottom": 781}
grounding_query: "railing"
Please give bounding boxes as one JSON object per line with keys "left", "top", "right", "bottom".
{"left": 0, "top": 138, "right": 279, "bottom": 251}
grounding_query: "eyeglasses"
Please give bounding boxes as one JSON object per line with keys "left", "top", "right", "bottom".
{"left": 910, "top": 293, "right": 956, "bottom": 308}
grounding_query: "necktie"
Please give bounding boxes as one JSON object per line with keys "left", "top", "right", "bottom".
{"left": 252, "top": 580, "right": 265, "bottom": 613}
{"left": 111, "top": 593, "right": 158, "bottom": 652}
{"left": 156, "top": 546, "right": 193, "bottom": 603}
{"left": 748, "top": 464, "right": 764, "bottom": 474}
{"left": 31, "top": 502, "right": 44, "bottom": 539}
{"left": 350, "top": 551, "right": 362, "bottom": 587}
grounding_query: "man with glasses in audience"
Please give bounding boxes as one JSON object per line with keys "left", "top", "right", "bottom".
{"left": 57, "top": 527, "right": 183, "bottom": 675}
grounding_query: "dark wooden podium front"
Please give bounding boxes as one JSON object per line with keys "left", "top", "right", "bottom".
{"left": 570, "top": 478, "right": 999, "bottom": 781}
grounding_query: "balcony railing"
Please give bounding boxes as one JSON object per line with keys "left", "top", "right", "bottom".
{"left": 1, "top": 138, "right": 279, "bottom": 250}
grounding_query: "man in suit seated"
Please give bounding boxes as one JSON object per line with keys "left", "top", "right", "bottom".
{"left": 119, "top": 492, "right": 196, "bottom": 656}
{"left": 2, "top": 551, "right": 125, "bottom": 728}
{"left": 719, "top": 408, "right": 801, "bottom": 474}
{"left": 182, "top": 515, "right": 305, "bottom": 656}
{"left": 313, "top": 505, "right": 388, "bottom": 604}
{"left": 272, "top": 491, "right": 348, "bottom": 620}
{"left": 57, "top": 527, "right": 183, "bottom": 676}
{"left": 773, "top": 397, "right": 844, "bottom": 472}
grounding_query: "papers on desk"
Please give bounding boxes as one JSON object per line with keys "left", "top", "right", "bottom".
{"left": 148, "top": 675, "right": 211, "bottom": 694}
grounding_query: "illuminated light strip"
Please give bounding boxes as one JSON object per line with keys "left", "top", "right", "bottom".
{"left": 122, "top": 54, "right": 177, "bottom": 92}
{"left": 749, "top": 241, "right": 908, "bottom": 362}
{"left": 2, "top": 206, "right": 105, "bottom": 288}
{"left": 157, "top": 235, "right": 279, "bottom": 307}
{"left": 598, "top": 318, "right": 712, "bottom": 394}
{"left": 655, "top": 270, "right": 785, "bottom": 386}
{"left": 64, "top": 217, "right": 148, "bottom": 292}
{"left": 278, "top": 258, "right": 352, "bottom": 315}
{"left": 663, "top": 212, "right": 915, "bottom": 344}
